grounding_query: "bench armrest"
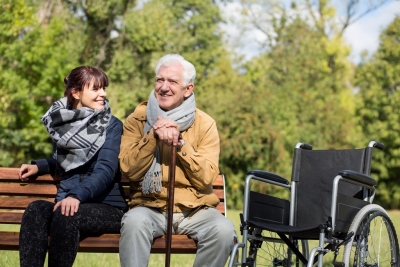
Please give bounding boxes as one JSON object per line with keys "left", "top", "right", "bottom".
{"left": 338, "top": 170, "right": 377, "bottom": 187}
{"left": 247, "top": 170, "right": 289, "bottom": 185}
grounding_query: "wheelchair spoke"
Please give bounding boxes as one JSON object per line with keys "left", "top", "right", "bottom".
{"left": 346, "top": 211, "right": 399, "bottom": 267}
{"left": 360, "top": 216, "right": 393, "bottom": 265}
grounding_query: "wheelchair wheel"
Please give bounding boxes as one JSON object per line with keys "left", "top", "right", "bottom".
{"left": 247, "top": 231, "right": 309, "bottom": 266}
{"left": 342, "top": 204, "right": 399, "bottom": 267}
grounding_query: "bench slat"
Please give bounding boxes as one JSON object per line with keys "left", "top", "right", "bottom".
{"left": 121, "top": 176, "right": 223, "bottom": 185}
{"left": 0, "top": 212, "right": 23, "bottom": 224}
{"left": 0, "top": 203, "right": 225, "bottom": 224}
{"left": 0, "top": 231, "right": 19, "bottom": 250}
{"left": 0, "top": 197, "right": 54, "bottom": 209}
{"left": 0, "top": 184, "right": 57, "bottom": 196}
{"left": 0, "top": 168, "right": 60, "bottom": 183}
{"left": 0, "top": 168, "right": 224, "bottom": 188}
{"left": 123, "top": 188, "right": 224, "bottom": 201}
{"left": 0, "top": 232, "right": 198, "bottom": 253}
{"left": 0, "top": 197, "right": 226, "bottom": 215}
{"left": 0, "top": 185, "right": 224, "bottom": 202}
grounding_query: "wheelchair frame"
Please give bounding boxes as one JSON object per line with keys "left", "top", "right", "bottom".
{"left": 228, "top": 141, "right": 398, "bottom": 267}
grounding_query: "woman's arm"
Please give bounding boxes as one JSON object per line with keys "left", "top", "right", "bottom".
{"left": 19, "top": 143, "right": 57, "bottom": 180}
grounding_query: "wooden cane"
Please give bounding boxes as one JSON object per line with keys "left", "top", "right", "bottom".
{"left": 165, "top": 145, "right": 177, "bottom": 267}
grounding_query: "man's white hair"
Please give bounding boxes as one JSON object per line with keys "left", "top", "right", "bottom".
{"left": 155, "top": 54, "right": 196, "bottom": 86}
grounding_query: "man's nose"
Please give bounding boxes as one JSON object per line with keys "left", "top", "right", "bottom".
{"left": 160, "top": 81, "right": 169, "bottom": 90}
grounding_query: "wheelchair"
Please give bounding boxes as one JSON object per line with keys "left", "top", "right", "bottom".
{"left": 228, "top": 141, "right": 399, "bottom": 267}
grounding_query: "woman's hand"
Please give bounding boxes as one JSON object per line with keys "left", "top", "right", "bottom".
{"left": 18, "top": 164, "right": 39, "bottom": 181}
{"left": 53, "top": 197, "right": 80, "bottom": 216}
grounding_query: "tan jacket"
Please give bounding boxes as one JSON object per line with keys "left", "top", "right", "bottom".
{"left": 119, "top": 102, "right": 220, "bottom": 212}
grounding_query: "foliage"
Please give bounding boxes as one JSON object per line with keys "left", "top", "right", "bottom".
{"left": 355, "top": 16, "right": 400, "bottom": 209}
{"left": 0, "top": 0, "right": 76, "bottom": 166}
{"left": 216, "top": 2, "right": 358, "bottom": 208}
{"left": 107, "top": 0, "right": 226, "bottom": 119}
{"left": 0, "top": 0, "right": 226, "bottom": 167}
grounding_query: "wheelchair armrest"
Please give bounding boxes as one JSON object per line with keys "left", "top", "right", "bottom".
{"left": 247, "top": 170, "right": 289, "bottom": 185}
{"left": 338, "top": 170, "right": 377, "bottom": 187}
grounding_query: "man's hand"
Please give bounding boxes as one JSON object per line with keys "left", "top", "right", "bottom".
{"left": 153, "top": 116, "right": 180, "bottom": 131}
{"left": 18, "top": 164, "right": 39, "bottom": 181}
{"left": 53, "top": 197, "right": 80, "bottom": 216}
{"left": 153, "top": 116, "right": 183, "bottom": 146}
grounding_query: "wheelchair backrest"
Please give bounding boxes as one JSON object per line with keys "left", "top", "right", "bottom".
{"left": 291, "top": 147, "right": 373, "bottom": 230}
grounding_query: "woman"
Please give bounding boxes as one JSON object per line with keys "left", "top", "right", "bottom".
{"left": 18, "top": 66, "right": 128, "bottom": 267}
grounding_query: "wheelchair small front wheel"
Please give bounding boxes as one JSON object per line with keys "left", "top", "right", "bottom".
{"left": 342, "top": 204, "right": 399, "bottom": 267}
{"left": 247, "top": 231, "right": 309, "bottom": 267}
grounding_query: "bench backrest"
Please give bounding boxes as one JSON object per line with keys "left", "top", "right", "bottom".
{"left": 0, "top": 167, "right": 226, "bottom": 225}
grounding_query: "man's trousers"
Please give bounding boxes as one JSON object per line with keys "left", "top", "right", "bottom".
{"left": 119, "top": 206, "right": 237, "bottom": 267}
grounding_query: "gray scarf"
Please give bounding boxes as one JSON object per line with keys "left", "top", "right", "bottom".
{"left": 41, "top": 97, "right": 112, "bottom": 172}
{"left": 141, "top": 89, "right": 196, "bottom": 194}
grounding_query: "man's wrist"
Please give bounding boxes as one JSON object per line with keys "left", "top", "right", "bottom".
{"left": 149, "top": 128, "right": 159, "bottom": 139}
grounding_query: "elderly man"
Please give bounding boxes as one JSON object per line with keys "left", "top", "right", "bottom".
{"left": 118, "top": 54, "right": 237, "bottom": 267}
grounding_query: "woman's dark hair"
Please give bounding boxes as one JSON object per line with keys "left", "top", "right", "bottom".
{"left": 64, "top": 66, "right": 109, "bottom": 106}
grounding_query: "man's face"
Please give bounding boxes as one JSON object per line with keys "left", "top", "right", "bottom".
{"left": 155, "top": 63, "right": 193, "bottom": 111}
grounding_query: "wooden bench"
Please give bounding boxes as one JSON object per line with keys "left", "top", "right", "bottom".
{"left": 0, "top": 167, "right": 226, "bottom": 253}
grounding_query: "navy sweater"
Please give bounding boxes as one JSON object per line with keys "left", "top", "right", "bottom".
{"left": 33, "top": 116, "right": 128, "bottom": 212}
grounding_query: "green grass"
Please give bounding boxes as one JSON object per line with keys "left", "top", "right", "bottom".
{"left": 1, "top": 210, "right": 399, "bottom": 266}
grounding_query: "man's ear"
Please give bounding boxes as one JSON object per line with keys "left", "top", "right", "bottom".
{"left": 71, "top": 89, "right": 81, "bottom": 100}
{"left": 184, "top": 84, "right": 194, "bottom": 97}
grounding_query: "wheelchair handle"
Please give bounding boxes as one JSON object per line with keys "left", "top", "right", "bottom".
{"left": 295, "top": 142, "right": 313, "bottom": 150}
{"left": 368, "top": 140, "right": 384, "bottom": 150}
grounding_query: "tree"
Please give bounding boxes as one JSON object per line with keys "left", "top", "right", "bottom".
{"left": 355, "top": 16, "right": 400, "bottom": 209}
{"left": 0, "top": 0, "right": 133, "bottom": 166}
{"left": 215, "top": 1, "right": 360, "bottom": 208}
{"left": 106, "top": 0, "right": 226, "bottom": 119}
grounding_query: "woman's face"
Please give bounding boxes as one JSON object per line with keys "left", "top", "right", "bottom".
{"left": 72, "top": 80, "right": 107, "bottom": 110}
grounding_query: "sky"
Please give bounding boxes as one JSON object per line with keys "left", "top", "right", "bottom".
{"left": 343, "top": 0, "right": 400, "bottom": 63}
{"left": 219, "top": 0, "right": 400, "bottom": 64}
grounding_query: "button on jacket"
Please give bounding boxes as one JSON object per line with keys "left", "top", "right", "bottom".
{"left": 119, "top": 102, "right": 220, "bottom": 212}
{"left": 33, "top": 116, "right": 128, "bottom": 212}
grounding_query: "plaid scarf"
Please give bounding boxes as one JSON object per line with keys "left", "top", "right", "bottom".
{"left": 141, "top": 90, "right": 196, "bottom": 194}
{"left": 41, "top": 97, "right": 112, "bottom": 172}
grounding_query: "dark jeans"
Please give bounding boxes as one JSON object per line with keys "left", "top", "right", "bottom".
{"left": 19, "top": 200, "right": 124, "bottom": 267}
